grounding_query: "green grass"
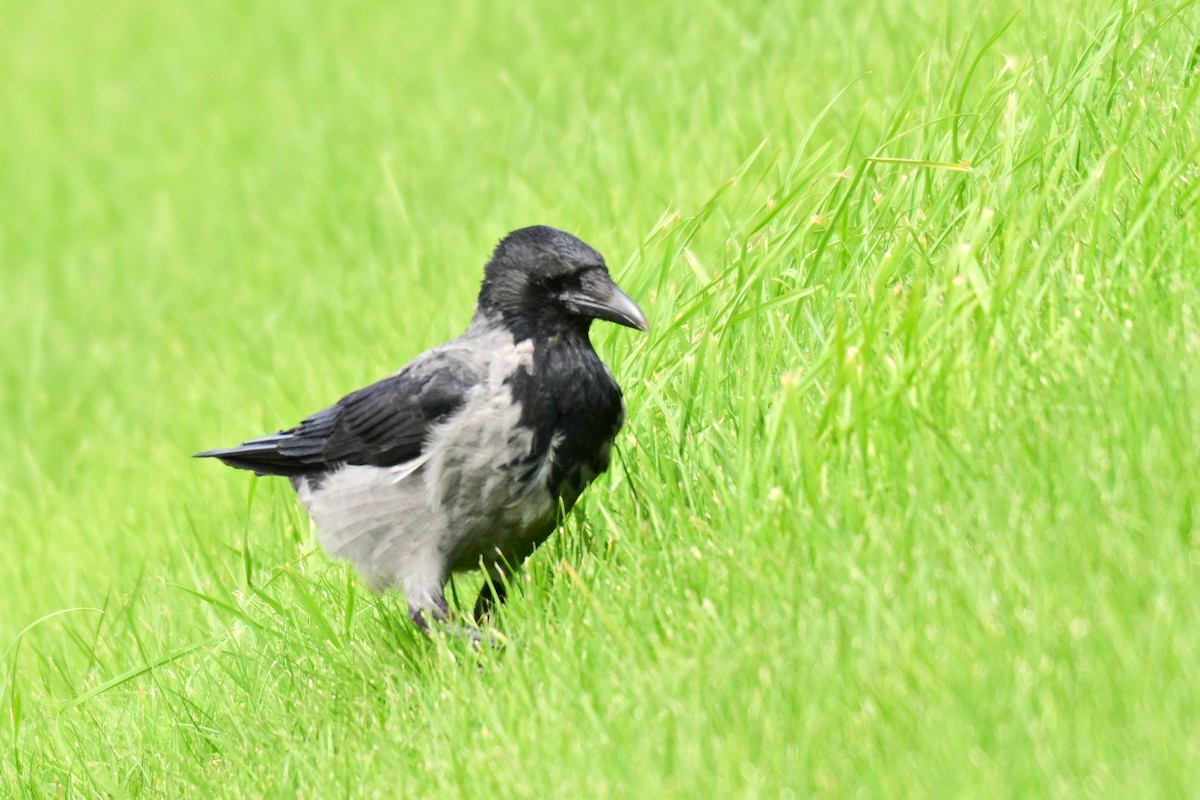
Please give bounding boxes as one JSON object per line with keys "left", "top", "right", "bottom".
{"left": 3, "top": 0, "right": 1200, "bottom": 796}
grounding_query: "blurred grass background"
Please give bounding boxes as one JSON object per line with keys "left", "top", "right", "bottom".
{"left": 3, "top": 0, "right": 1200, "bottom": 796}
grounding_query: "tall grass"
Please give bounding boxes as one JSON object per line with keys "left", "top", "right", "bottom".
{"left": 3, "top": 0, "right": 1199, "bottom": 796}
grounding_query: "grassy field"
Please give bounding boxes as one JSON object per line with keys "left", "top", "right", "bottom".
{"left": 3, "top": 0, "right": 1200, "bottom": 796}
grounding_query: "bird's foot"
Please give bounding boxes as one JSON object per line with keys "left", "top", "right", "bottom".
{"left": 409, "top": 603, "right": 502, "bottom": 648}
{"left": 440, "top": 622, "right": 502, "bottom": 649}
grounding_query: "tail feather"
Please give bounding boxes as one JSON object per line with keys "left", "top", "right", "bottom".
{"left": 194, "top": 440, "right": 310, "bottom": 477}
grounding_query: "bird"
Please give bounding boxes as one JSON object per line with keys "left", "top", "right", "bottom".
{"left": 196, "top": 225, "right": 647, "bottom": 638}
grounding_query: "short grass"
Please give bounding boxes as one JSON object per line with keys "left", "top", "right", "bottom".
{"left": 3, "top": 0, "right": 1200, "bottom": 796}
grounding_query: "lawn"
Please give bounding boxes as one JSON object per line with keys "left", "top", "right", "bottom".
{"left": 3, "top": 0, "right": 1199, "bottom": 796}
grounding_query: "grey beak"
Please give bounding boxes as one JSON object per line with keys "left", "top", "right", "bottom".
{"left": 563, "top": 280, "right": 648, "bottom": 331}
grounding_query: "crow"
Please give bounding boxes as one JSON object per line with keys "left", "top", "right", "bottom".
{"left": 196, "top": 226, "right": 647, "bottom": 638}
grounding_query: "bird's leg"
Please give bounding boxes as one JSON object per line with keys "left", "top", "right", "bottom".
{"left": 473, "top": 575, "right": 506, "bottom": 623}
{"left": 473, "top": 564, "right": 515, "bottom": 623}
{"left": 407, "top": 592, "right": 451, "bottom": 632}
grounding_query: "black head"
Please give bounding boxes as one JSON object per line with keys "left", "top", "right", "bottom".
{"left": 477, "top": 226, "right": 648, "bottom": 333}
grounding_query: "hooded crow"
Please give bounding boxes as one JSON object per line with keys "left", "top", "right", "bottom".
{"left": 196, "top": 226, "right": 647, "bottom": 636}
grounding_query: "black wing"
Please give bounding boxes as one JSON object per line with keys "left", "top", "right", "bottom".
{"left": 195, "top": 358, "right": 473, "bottom": 477}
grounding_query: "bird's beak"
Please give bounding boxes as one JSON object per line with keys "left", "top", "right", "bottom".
{"left": 562, "top": 278, "right": 649, "bottom": 331}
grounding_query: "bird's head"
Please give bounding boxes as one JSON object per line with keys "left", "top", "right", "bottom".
{"left": 478, "top": 226, "right": 648, "bottom": 333}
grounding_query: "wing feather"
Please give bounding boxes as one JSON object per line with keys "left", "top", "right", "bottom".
{"left": 196, "top": 352, "right": 475, "bottom": 476}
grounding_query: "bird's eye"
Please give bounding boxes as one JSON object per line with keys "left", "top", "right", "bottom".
{"left": 538, "top": 273, "right": 572, "bottom": 292}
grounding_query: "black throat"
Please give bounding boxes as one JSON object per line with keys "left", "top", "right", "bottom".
{"left": 499, "top": 316, "right": 624, "bottom": 496}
